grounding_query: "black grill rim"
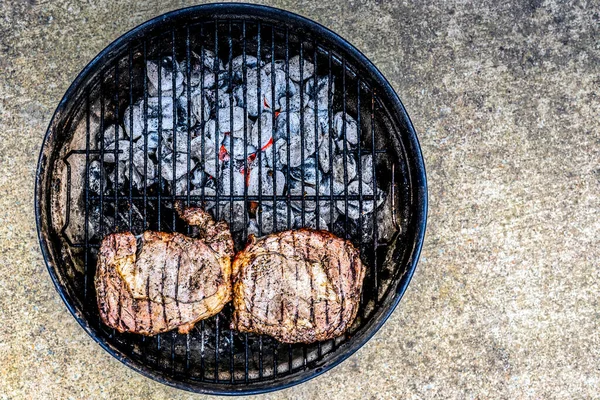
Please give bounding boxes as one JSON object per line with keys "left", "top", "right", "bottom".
{"left": 35, "top": 3, "right": 428, "bottom": 395}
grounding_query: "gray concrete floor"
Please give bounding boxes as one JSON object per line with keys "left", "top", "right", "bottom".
{"left": 1, "top": 0, "right": 599, "bottom": 398}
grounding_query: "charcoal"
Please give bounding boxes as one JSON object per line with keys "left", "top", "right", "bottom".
{"left": 98, "top": 124, "right": 126, "bottom": 147}
{"left": 289, "top": 156, "right": 319, "bottom": 185}
{"left": 132, "top": 148, "right": 156, "bottom": 184}
{"left": 219, "top": 162, "right": 246, "bottom": 196}
{"left": 250, "top": 112, "right": 274, "bottom": 150}
{"left": 189, "top": 186, "right": 217, "bottom": 210}
{"left": 318, "top": 176, "right": 345, "bottom": 196}
{"left": 332, "top": 153, "right": 357, "bottom": 184}
{"left": 134, "top": 131, "right": 159, "bottom": 154}
{"left": 103, "top": 140, "right": 131, "bottom": 163}
{"left": 190, "top": 168, "right": 207, "bottom": 188}
{"left": 278, "top": 90, "right": 302, "bottom": 112}
{"left": 222, "top": 135, "right": 255, "bottom": 161}
{"left": 190, "top": 135, "right": 220, "bottom": 178}
{"left": 304, "top": 76, "right": 334, "bottom": 112}
{"left": 147, "top": 57, "right": 184, "bottom": 95}
{"left": 333, "top": 111, "right": 359, "bottom": 145}
{"left": 160, "top": 151, "right": 195, "bottom": 181}
{"left": 247, "top": 218, "right": 260, "bottom": 237}
{"left": 219, "top": 200, "right": 246, "bottom": 232}
{"left": 274, "top": 110, "right": 300, "bottom": 140}
{"left": 318, "top": 138, "right": 333, "bottom": 173}
{"left": 190, "top": 88, "right": 211, "bottom": 123}
{"left": 259, "top": 201, "right": 293, "bottom": 234}
{"left": 88, "top": 159, "right": 104, "bottom": 194}
{"left": 277, "top": 135, "right": 303, "bottom": 168}
{"left": 289, "top": 180, "right": 316, "bottom": 212}
{"left": 336, "top": 180, "right": 385, "bottom": 219}
{"left": 247, "top": 166, "right": 285, "bottom": 196}
{"left": 360, "top": 154, "right": 374, "bottom": 184}
{"left": 288, "top": 55, "right": 314, "bottom": 82}
{"left": 162, "top": 129, "right": 191, "bottom": 153}
{"left": 217, "top": 106, "right": 246, "bottom": 134}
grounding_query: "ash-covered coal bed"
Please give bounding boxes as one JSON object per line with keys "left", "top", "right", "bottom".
{"left": 87, "top": 49, "right": 390, "bottom": 248}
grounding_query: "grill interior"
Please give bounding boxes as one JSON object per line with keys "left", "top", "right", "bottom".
{"left": 36, "top": 5, "right": 425, "bottom": 394}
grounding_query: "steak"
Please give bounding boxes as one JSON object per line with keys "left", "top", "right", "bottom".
{"left": 95, "top": 208, "right": 234, "bottom": 336}
{"left": 231, "top": 229, "right": 366, "bottom": 343}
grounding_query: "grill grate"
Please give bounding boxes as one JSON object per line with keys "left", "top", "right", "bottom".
{"left": 64, "top": 21, "right": 396, "bottom": 381}
{"left": 37, "top": 5, "right": 426, "bottom": 394}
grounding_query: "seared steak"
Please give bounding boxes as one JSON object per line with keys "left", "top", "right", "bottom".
{"left": 231, "top": 229, "right": 365, "bottom": 343}
{"left": 95, "top": 208, "right": 234, "bottom": 336}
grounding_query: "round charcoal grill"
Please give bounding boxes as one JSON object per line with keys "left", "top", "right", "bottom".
{"left": 35, "top": 3, "right": 427, "bottom": 395}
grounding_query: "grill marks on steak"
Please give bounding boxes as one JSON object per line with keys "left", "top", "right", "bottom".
{"left": 231, "top": 229, "right": 366, "bottom": 343}
{"left": 95, "top": 208, "right": 234, "bottom": 336}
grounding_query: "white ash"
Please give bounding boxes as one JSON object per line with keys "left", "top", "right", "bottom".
{"left": 147, "top": 57, "right": 184, "bottom": 95}
{"left": 135, "top": 131, "right": 159, "bottom": 154}
{"left": 162, "top": 129, "right": 192, "bottom": 154}
{"left": 232, "top": 67, "right": 270, "bottom": 116}
{"left": 111, "top": 157, "right": 156, "bottom": 190}
{"left": 247, "top": 166, "right": 285, "bottom": 197}
{"left": 336, "top": 180, "right": 385, "bottom": 219}
{"left": 124, "top": 97, "right": 176, "bottom": 138}
{"left": 266, "top": 138, "right": 285, "bottom": 170}
{"left": 260, "top": 60, "right": 285, "bottom": 75}
{"left": 289, "top": 156, "right": 319, "bottom": 186}
{"left": 99, "top": 124, "right": 126, "bottom": 148}
{"left": 171, "top": 175, "right": 189, "bottom": 196}
{"left": 222, "top": 135, "right": 256, "bottom": 161}
{"left": 289, "top": 180, "right": 316, "bottom": 212}
{"left": 191, "top": 88, "right": 211, "bottom": 123}
{"left": 189, "top": 186, "right": 217, "bottom": 210}
{"left": 219, "top": 162, "right": 246, "bottom": 196}
{"left": 277, "top": 134, "right": 303, "bottom": 168}
{"left": 360, "top": 154, "right": 374, "bottom": 184}
{"left": 274, "top": 111, "right": 300, "bottom": 140}
{"left": 132, "top": 148, "right": 156, "bottom": 183}
{"left": 88, "top": 159, "right": 104, "bottom": 194}
{"left": 217, "top": 106, "right": 246, "bottom": 134}
{"left": 247, "top": 218, "right": 260, "bottom": 237}
{"left": 278, "top": 89, "right": 302, "bottom": 112}
{"left": 190, "top": 168, "right": 207, "bottom": 188}
{"left": 103, "top": 140, "right": 131, "bottom": 163}
{"left": 295, "top": 201, "right": 335, "bottom": 230}
{"left": 258, "top": 201, "right": 293, "bottom": 234}
{"left": 219, "top": 201, "right": 246, "bottom": 232}
{"left": 276, "top": 108, "right": 319, "bottom": 168}
{"left": 288, "top": 55, "right": 314, "bottom": 82}
{"left": 250, "top": 112, "right": 274, "bottom": 150}
{"left": 260, "top": 67, "right": 291, "bottom": 106}
{"left": 331, "top": 153, "right": 357, "bottom": 184}
{"left": 190, "top": 50, "right": 224, "bottom": 87}
{"left": 160, "top": 151, "right": 195, "bottom": 181}
{"left": 228, "top": 55, "right": 260, "bottom": 81}
{"left": 318, "top": 177, "right": 345, "bottom": 196}
{"left": 190, "top": 135, "right": 220, "bottom": 178}
{"left": 333, "top": 111, "right": 359, "bottom": 145}
{"left": 318, "top": 138, "right": 333, "bottom": 173}
{"left": 304, "top": 76, "right": 333, "bottom": 112}
{"left": 294, "top": 213, "right": 327, "bottom": 231}
{"left": 148, "top": 82, "right": 183, "bottom": 99}
{"left": 196, "top": 50, "right": 223, "bottom": 73}
{"left": 208, "top": 86, "right": 234, "bottom": 110}
{"left": 300, "top": 107, "right": 320, "bottom": 152}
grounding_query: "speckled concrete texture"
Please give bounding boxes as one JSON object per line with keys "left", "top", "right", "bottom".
{"left": 1, "top": 0, "right": 599, "bottom": 398}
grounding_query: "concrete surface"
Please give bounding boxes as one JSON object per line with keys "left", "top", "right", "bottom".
{"left": 1, "top": 0, "right": 599, "bottom": 398}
